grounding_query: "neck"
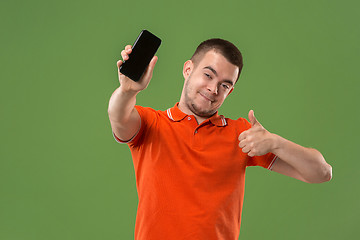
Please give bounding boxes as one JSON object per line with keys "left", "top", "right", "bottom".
{"left": 178, "top": 100, "right": 209, "bottom": 125}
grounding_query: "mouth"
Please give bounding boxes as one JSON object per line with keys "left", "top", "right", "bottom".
{"left": 199, "top": 92, "right": 215, "bottom": 102}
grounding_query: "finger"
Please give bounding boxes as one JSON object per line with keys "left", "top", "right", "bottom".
{"left": 238, "top": 131, "right": 247, "bottom": 141}
{"left": 121, "top": 50, "right": 129, "bottom": 61}
{"left": 248, "top": 151, "right": 256, "bottom": 157}
{"left": 125, "top": 45, "right": 132, "bottom": 51}
{"left": 248, "top": 110, "right": 259, "bottom": 126}
{"left": 117, "top": 60, "right": 123, "bottom": 69}
{"left": 125, "top": 45, "right": 132, "bottom": 56}
{"left": 242, "top": 145, "right": 251, "bottom": 154}
{"left": 141, "top": 56, "right": 158, "bottom": 80}
{"left": 149, "top": 55, "right": 158, "bottom": 68}
{"left": 238, "top": 139, "right": 247, "bottom": 149}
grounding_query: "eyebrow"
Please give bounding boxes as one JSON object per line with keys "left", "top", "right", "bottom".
{"left": 203, "top": 66, "right": 234, "bottom": 86}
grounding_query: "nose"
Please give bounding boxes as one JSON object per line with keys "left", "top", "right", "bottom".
{"left": 207, "top": 82, "right": 218, "bottom": 95}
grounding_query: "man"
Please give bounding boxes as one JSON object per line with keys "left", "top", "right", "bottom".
{"left": 108, "top": 38, "right": 332, "bottom": 240}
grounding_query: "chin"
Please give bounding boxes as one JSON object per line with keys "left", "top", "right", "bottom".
{"left": 191, "top": 103, "right": 216, "bottom": 117}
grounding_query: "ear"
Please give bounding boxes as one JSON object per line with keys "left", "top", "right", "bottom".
{"left": 183, "top": 60, "right": 193, "bottom": 80}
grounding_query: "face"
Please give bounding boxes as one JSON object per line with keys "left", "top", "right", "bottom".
{"left": 179, "top": 50, "right": 239, "bottom": 118}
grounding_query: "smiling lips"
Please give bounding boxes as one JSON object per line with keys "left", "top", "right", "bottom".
{"left": 199, "top": 92, "right": 215, "bottom": 102}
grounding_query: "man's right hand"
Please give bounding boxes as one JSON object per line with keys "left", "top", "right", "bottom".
{"left": 117, "top": 45, "right": 158, "bottom": 93}
{"left": 108, "top": 45, "right": 158, "bottom": 143}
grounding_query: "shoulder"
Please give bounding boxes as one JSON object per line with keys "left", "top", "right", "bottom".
{"left": 224, "top": 116, "right": 252, "bottom": 132}
{"left": 126, "top": 106, "right": 169, "bottom": 147}
{"left": 134, "top": 105, "right": 170, "bottom": 123}
{"left": 134, "top": 105, "right": 157, "bottom": 114}
{"left": 135, "top": 105, "right": 169, "bottom": 116}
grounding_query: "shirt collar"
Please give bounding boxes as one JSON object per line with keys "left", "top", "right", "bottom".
{"left": 167, "top": 103, "right": 227, "bottom": 127}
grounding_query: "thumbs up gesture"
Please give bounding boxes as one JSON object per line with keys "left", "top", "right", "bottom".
{"left": 238, "top": 110, "right": 275, "bottom": 157}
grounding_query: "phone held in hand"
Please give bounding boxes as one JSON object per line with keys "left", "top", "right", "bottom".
{"left": 119, "top": 30, "right": 162, "bottom": 82}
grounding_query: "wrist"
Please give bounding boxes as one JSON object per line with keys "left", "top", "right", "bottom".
{"left": 270, "top": 133, "right": 282, "bottom": 153}
{"left": 118, "top": 85, "right": 140, "bottom": 96}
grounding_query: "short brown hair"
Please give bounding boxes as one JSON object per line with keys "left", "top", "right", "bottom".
{"left": 190, "top": 38, "right": 243, "bottom": 81}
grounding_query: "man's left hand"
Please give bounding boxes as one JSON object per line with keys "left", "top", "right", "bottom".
{"left": 238, "top": 110, "right": 276, "bottom": 157}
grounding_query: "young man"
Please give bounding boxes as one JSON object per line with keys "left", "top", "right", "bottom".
{"left": 108, "top": 39, "right": 332, "bottom": 240}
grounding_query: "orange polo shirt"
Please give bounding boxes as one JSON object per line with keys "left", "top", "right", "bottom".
{"left": 113, "top": 103, "right": 278, "bottom": 240}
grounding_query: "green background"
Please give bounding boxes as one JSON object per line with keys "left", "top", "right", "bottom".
{"left": 1, "top": 0, "right": 359, "bottom": 239}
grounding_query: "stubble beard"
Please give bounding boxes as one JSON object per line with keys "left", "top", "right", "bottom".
{"left": 184, "top": 78, "right": 217, "bottom": 118}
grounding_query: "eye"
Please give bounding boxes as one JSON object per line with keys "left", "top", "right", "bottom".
{"left": 204, "top": 73, "right": 212, "bottom": 79}
{"left": 221, "top": 83, "right": 230, "bottom": 89}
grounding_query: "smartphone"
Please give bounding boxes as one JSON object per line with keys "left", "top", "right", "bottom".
{"left": 119, "top": 30, "right": 162, "bottom": 82}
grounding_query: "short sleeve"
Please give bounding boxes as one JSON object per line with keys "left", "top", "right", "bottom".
{"left": 112, "top": 105, "right": 158, "bottom": 148}
{"left": 246, "top": 153, "right": 278, "bottom": 170}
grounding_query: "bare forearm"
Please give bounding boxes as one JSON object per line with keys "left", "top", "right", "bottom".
{"left": 107, "top": 85, "right": 143, "bottom": 142}
{"left": 108, "top": 46, "right": 157, "bottom": 141}
{"left": 271, "top": 134, "right": 332, "bottom": 183}
{"left": 108, "top": 87, "right": 139, "bottom": 124}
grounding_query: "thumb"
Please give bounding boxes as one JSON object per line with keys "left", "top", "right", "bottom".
{"left": 145, "top": 56, "right": 158, "bottom": 75}
{"left": 248, "top": 110, "right": 259, "bottom": 126}
{"left": 140, "top": 56, "right": 158, "bottom": 82}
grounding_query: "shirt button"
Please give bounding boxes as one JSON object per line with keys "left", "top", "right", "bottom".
{"left": 188, "top": 117, "right": 191, "bottom": 120}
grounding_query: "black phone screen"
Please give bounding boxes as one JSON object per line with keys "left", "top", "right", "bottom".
{"left": 119, "top": 30, "right": 161, "bottom": 82}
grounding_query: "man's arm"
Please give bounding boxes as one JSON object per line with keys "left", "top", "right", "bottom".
{"left": 108, "top": 45, "right": 158, "bottom": 142}
{"left": 239, "top": 110, "right": 332, "bottom": 184}
{"left": 270, "top": 137, "right": 332, "bottom": 183}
